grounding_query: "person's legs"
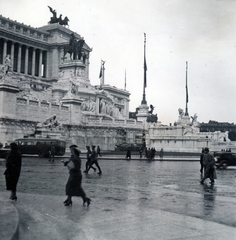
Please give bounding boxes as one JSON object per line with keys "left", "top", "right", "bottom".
{"left": 94, "top": 161, "right": 102, "bottom": 174}
{"left": 64, "top": 195, "right": 72, "bottom": 206}
{"left": 84, "top": 161, "right": 89, "bottom": 172}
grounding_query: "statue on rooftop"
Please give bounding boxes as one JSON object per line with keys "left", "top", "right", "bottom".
{"left": 48, "top": 6, "right": 69, "bottom": 26}
{"left": 48, "top": 6, "right": 58, "bottom": 24}
{"left": 148, "top": 104, "right": 154, "bottom": 114}
{"left": 147, "top": 104, "right": 158, "bottom": 123}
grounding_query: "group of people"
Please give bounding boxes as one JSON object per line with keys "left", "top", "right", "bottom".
{"left": 4, "top": 142, "right": 217, "bottom": 208}
{"left": 84, "top": 145, "right": 102, "bottom": 174}
{"left": 126, "top": 147, "right": 163, "bottom": 160}
{"left": 200, "top": 147, "right": 217, "bottom": 184}
{"left": 4, "top": 143, "right": 103, "bottom": 207}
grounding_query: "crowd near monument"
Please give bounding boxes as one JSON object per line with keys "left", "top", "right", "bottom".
{"left": 0, "top": 8, "right": 234, "bottom": 152}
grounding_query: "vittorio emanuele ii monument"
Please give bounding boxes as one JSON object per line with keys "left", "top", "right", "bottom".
{"left": 0, "top": 9, "right": 234, "bottom": 152}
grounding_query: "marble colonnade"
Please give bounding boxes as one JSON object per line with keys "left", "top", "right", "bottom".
{"left": 0, "top": 38, "right": 48, "bottom": 78}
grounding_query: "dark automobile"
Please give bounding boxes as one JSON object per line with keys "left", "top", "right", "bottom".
{"left": 0, "top": 149, "right": 10, "bottom": 159}
{"left": 214, "top": 152, "right": 236, "bottom": 169}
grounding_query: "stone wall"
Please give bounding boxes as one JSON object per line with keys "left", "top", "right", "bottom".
{"left": 15, "top": 97, "right": 70, "bottom": 124}
{"left": 0, "top": 118, "right": 36, "bottom": 145}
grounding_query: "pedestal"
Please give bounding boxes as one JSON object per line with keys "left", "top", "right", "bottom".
{"left": 136, "top": 104, "right": 149, "bottom": 122}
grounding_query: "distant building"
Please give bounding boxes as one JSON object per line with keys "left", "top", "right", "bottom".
{"left": 200, "top": 121, "right": 236, "bottom": 141}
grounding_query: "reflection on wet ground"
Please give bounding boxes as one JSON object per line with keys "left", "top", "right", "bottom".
{"left": 0, "top": 157, "right": 236, "bottom": 227}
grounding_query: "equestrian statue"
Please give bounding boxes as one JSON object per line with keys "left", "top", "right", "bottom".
{"left": 63, "top": 33, "right": 87, "bottom": 63}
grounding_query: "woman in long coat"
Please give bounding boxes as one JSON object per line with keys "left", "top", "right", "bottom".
{"left": 4, "top": 142, "right": 22, "bottom": 200}
{"left": 201, "top": 148, "right": 217, "bottom": 184}
{"left": 62, "top": 145, "right": 91, "bottom": 206}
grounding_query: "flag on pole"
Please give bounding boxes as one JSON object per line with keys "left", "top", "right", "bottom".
{"left": 186, "top": 61, "right": 188, "bottom": 103}
{"left": 144, "top": 33, "right": 147, "bottom": 88}
{"left": 99, "top": 62, "right": 102, "bottom": 78}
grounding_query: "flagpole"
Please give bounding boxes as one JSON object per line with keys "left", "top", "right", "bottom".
{"left": 185, "top": 61, "right": 189, "bottom": 116}
{"left": 124, "top": 69, "right": 126, "bottom": 91}
{"left": 99, "top": 60, "right": 105, "bottom": 86}
{"left": 141, "top": 33, "right": 147, "bottom": 105}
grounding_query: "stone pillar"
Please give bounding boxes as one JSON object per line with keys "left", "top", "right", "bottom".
{"left": 17, "top": 44, "right": 22, "bottom": 73}
{"left": 25, "top": 46, "right": 29, "bottom": 74}
{"left": 32, "top": 48, "right": 36, "bottom": 76}
{"left": 86, "top": 54, "right": 89, "bottom": 80}
{"left": 60, "top": 47, "right": 64, "bottom": 63}
{"left": 46, "top": 50, "right": 50, "bottom": 78}
{"left": 10, "top": 42, "right": 14, "bottom": 69}
{"left": 39, "top": 49, "right": 42, "bottom": 77}
{"left": 51, "top": 47, "right": 59, "bottom": 78}
{"left": 3, "top": 39, "right": 7, "bottom": 60}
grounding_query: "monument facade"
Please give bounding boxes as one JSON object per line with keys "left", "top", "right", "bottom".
{"left": 146, "top": 109, "right": 236, "bottom": 152}
{"left": 0, "top": 14, "right": 143, "bottom": 150}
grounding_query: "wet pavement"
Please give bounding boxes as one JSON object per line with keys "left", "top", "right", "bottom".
{"left": 0, "top": 156, "right": 236, "bottom": 239}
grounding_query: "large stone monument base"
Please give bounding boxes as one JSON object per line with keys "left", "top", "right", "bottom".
{"left": 136, "top": 104, "right": 149, "bottom": 122}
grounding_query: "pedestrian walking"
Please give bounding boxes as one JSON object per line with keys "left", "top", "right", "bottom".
{"left": 200, "top": 148, "right": 205, "bottom": 175}
{"left": 144, "top": 147, "right": 148, "bottom": 158}
{"left": 97, "top": 146, "right": 102, "bottom": 157}
{"left": 147, "top": 148, "right": 152, "bottom": 160}
{"left": 49, "top": 142, "right": 55, "bottom": 162}
{"left": 62, "top": 145, "right": 91, "bottom": 206}
{"left": 139, "top": 147, "right": 143, "bottom": 158}
{"left": 87, "top": 145, "right": 102, "bottom": 174}
{"left": 4, "top": 142, "right": 22, "bottom": 201}
{"left": 125, "top": 147, "right": 131, "bottom": 160}
{"left": 151, "top": 147, "right": 156, "bottom": 159}
{"left": 159, "top": 148, "right": 164, "bottom": 159}
{"left": 84, "top": 146, "right": 96, "bottom": 172}
{"left": 201, "top": 147, "right": 217, "bottom": 184}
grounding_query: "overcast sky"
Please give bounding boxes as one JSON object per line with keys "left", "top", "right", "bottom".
{"left": 1, "top": 0, "right": 236, "bottom": 125}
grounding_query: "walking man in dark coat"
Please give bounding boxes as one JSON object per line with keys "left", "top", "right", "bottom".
{"left": 86, "top": 145, "right": 102, "bottom": 174}
{"left": 84, "top": 146, "right": 96, "bottom": 173}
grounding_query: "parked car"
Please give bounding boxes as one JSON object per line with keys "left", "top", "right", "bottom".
{"left": 214, "top": 151, "right": 236, "bottom": 169}
{"left": 115, "top": 144, "right": 141, "bottom": 151}
{"left": 0, "top": 148, "right": 9, "bottom": 159}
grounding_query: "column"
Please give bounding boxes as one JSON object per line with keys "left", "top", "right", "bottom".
{"left": 3, "top": 39, "right": 7, "bottom": 60}
{"left": 25, "top": 46, "right": 29, "bottom": 74}
{"left": 86, "top": 56, "right": 90, "bottom": 80}
{"left": 39, "top": 49, "right": 42, "bottom": 77}
{"left": 10, "top": 42, "right": 14, "bottom": 68}
{"left": 46, "top": 50, "right": 49, "bottom": 78}
{"left": 17, "top": 44, "right": 22, "bottom": 73}
{"left": 32, "top": 48, "right": 36, "bottom": 76}
{"left": 60, "top": 47, "right": 64, "bottom": 63}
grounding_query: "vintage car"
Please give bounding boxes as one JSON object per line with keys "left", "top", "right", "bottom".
{"left": 214, "top": 151, "right": 236, "bottom": 169}
{"left": 15, "top": 138, "right": 66, "bottom": 157}
{"left": 0, "top": 148, "right": 10, "bottom": 159}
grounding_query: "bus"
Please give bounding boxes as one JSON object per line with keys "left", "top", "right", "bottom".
{"left": 14, "top": 138, "right": 66, "bottom": 157}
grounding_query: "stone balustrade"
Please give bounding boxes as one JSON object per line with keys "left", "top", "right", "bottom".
{"left": 0, "top": 15, "right": 49, "bottom": 42}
